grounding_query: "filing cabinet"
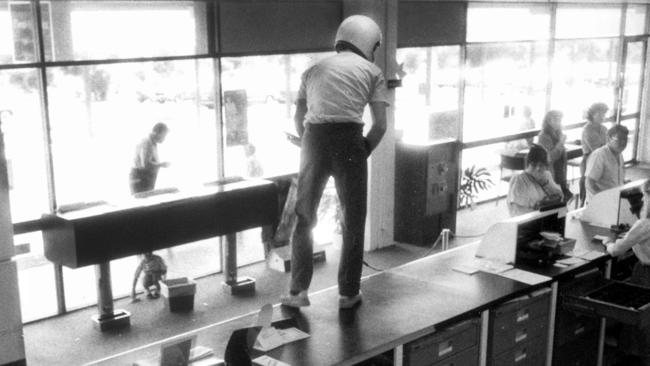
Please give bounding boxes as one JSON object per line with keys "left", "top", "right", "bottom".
{"left": 403, "top": 317, "right": 480, "bottom": 366}
{"left": 488, "top": 288, "right": 551, "bottom": 366}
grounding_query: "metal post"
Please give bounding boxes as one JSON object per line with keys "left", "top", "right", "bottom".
{"left": 223, "top": 233, "right": 237, "bottom": 285}
{"left": 441, "top": 228, "right": 450, "bottom": 251}
{"left": 91, "top": 261, "right": 130, "bottom": 331}
{"left": 95, "top": 262, "right": 114, "bottom": 318}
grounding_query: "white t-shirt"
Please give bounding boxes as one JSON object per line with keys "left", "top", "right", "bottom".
{"left": 298, "top": 51, "right": 389, "bottom": 125}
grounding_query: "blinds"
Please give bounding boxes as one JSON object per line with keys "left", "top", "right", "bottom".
{"left": 218, "top": 1, "right": 342, "bottom": 54}
{"left": 398, "top": 2, "right": 466, "bottom": 47}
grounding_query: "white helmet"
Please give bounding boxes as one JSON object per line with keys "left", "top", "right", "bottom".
{"left": 335, "top": 15, "right": 382, "bottom": 61}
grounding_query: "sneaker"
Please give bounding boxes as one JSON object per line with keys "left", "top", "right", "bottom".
{"left": 280, "top": 291, "right": 310, "bottom": 308}
{"left": 339, "top": 292, "right": 362, "bottom": 309}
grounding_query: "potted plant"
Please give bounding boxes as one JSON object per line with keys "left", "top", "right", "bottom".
{"left": 458, "top": 165, "right": 494, "bottom": 209}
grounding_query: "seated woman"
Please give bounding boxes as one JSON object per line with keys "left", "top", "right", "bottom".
{"left": 537, "top": 110, "right": 572, "bottom": 201}
{"left": 604, "top": 179, "right": 650, "bottom": 364}
{"left": 507, "top": 144, "right": 564, "bottom": 217}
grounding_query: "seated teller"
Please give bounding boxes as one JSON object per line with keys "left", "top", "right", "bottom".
{"left": 507, "top": 144, "right": 564, "bottom": 217}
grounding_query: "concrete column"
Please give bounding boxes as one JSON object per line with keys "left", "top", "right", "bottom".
{"left": 0, "top": 118, "right": 25, "bottom": 365}
{"left": 342, "top": 0, "right": 398, "bottom": 250}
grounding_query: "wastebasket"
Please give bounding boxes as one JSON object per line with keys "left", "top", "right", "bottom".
{"left": 160, "top": 277, "right": 196, "bottom": 312}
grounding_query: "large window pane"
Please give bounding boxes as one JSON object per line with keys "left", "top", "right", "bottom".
{"left": 220, "top": 52, "right": 331, "bottom": 179}
{"left": 47, "top": 59, "right": 218, "bottom": 206}
{"left": 467, "top": 4, "right": 550, "bottom": 42}
{"left": 621, "top": 118, "right": 637, "bottom": 163}
{"left": 464, "top": 42, "right": 548, "bottom": 142}
{"left": 0, "top": 69, "right": 49, "bottom": 222}
{"left": 621, "top": 41, "right": 644, "bottom": 115}
{"left": 461, "top": 143, "right": 505, "bottom": 205}
{"left": 625, "top": 5, "right": 647, "bottom": 36}
{"left": 556, "top": 5, "right": 621, "bottom": 39}
{"left": 16, "top": 231, "right": 57, "bottom": 322}
{"left": 395, "top": 46, "right": 461, "bottom": 143}
{"left": 551, "top": 39, "right": 618, "bottom": 124}
{"left": 47, "top": 1, "right": 207, "bottom": 61}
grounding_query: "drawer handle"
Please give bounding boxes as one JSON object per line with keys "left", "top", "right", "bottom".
{"left": 438, "top": 340, "right": 453, "bottom": 357}
{"left": 515, "top": 349, "right": 527, "bottom": 363}
{"left": 516, "top": 309, "right": 529, "bottom": 322}
{"left": 515, "top": 329, "right": 528, "bottom": 343}
{"left": 574, "top": 325, "right": 585, "bottom": 335}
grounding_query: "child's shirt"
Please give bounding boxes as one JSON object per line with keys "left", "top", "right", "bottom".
{"left": 141, "top": 255, "right": 167, "bottom": 274}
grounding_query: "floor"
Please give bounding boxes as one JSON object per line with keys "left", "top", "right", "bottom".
{"left": 21, "top": 165, "right": 650, "bottom": 365}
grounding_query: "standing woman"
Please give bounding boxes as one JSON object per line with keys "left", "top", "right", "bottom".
{"left": 580, "top": 102, "right": 609, "bottom": 205}
{"left": 537, "top": 110, "right": 571, "bottom": 202}
{"left": 604, "top": 179, "right": 650, "bottom": 364}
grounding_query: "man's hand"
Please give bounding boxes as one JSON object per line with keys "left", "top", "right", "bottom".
{"left": 285, "top": 132, "right": 301, "bottom": 147}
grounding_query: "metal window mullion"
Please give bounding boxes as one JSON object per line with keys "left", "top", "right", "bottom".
{"left": 213, "top": 56, "right": 225, "bottom": 274}
{"left": 546, "top": 3, "right": 557, "bottom": 114}
{"left": 615, "top": 4, "right": 628, "bottom": 125}
{"left": 33, "top": 0, "right": 57, "bottom": 214}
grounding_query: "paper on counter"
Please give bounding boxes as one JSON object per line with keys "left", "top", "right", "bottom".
{"left": 555, "top": 257, "right": 587, "bottom": 266}
{"left": 255, "top": 304, "right": 273, "bottom": 328}
{"left": 575, "top": 250, "right": 607, "bottom": 261}
{"left": 452, "top": 263, "right": 480, "bottom": 275}
{"left": 497, "top": 268, "right": 551, "bottom": 285}
{"left": 463, "top": 258, "right": 514, "bottom": 274}
{"left": 254, "top": 326, "right": 310, "bottom": 352}
{"left": 253, "top": 355, "right": 292, "bottom": 366}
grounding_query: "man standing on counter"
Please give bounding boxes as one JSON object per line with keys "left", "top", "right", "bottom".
{"left": 280, "top": 15, "right": 388, "bottom": 309}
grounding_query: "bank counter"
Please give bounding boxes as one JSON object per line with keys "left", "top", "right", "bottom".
{"left": 87, "top": 184, "right": 650, "bottom": 366}
{"left": 42, "top": 179, "right": 278, "bottom": 330}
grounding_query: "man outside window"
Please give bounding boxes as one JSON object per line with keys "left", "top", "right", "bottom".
{"left": 130, "top": 122, "right": 171, "bottom": 194}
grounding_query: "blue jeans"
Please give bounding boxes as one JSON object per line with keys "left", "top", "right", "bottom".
{"left": 290, "top": 123, "right": 367, "bottom": 297}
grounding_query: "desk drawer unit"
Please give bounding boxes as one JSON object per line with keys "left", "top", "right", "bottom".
{"left": 492, "top": 342, "right": 545, "bottom": 366}
{"left": 403, "top": 317, "right": 480, "bottom": 366}
{"left": 488, "top": 288, "right": 550, "bottom": 365}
